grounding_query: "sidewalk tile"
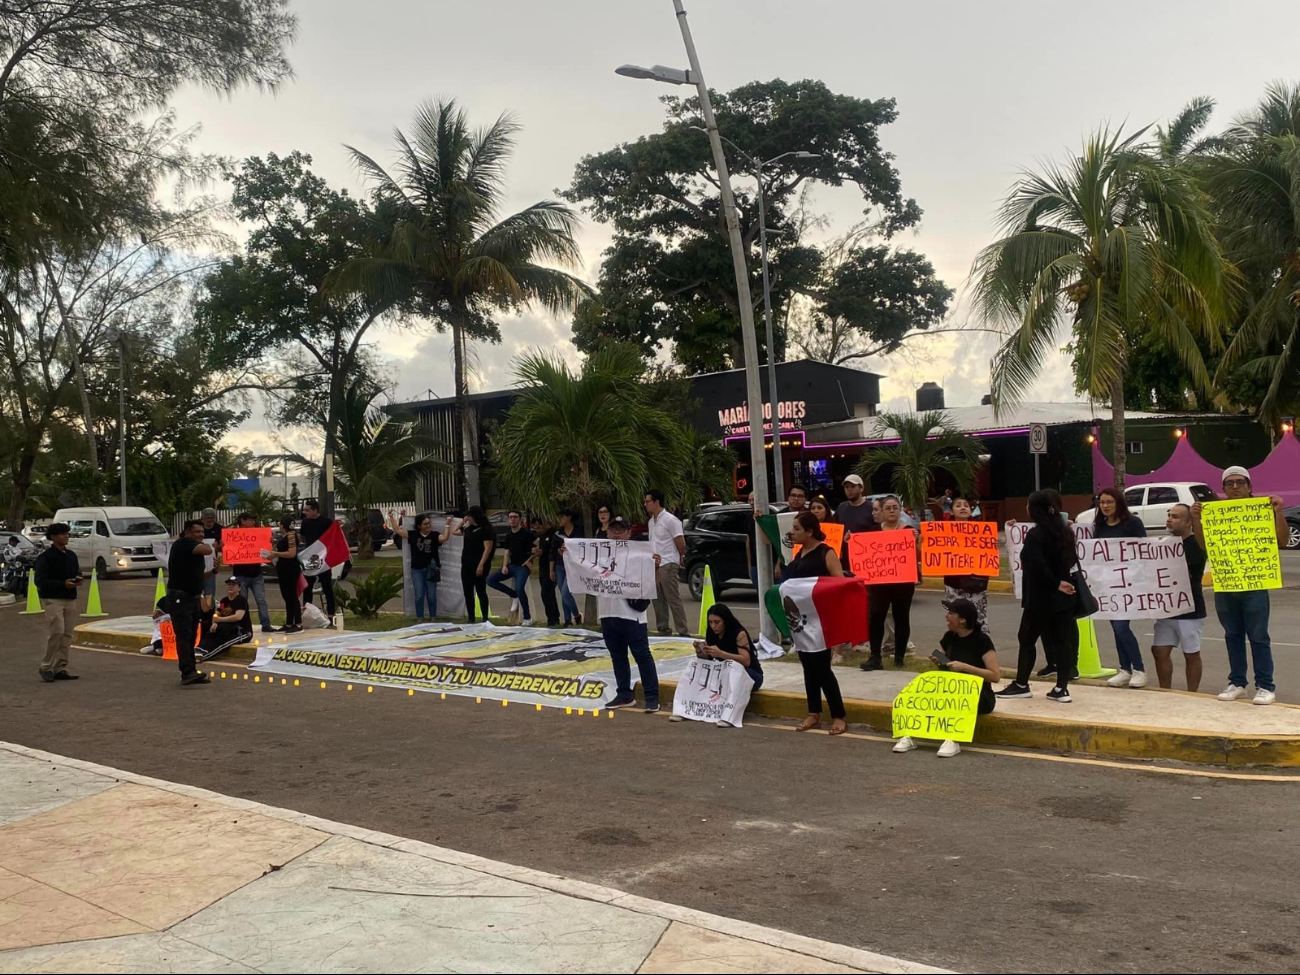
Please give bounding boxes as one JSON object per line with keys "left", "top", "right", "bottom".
{"left": 0, "top": 783, "right": 326, "bottom": 930}
{"left": 0, "top": 931, "right": 258, "bottom": 972}
{"left": 636, "top": 921, "right": 863, "bottom": 974}
{"left": 0, "top": 752, "right": 115, "bottom": 828}
{"left": 174, "top": 836, "right": 669, "bottom": 973}
{"left": 0, "top": 866, "right": 146, "bottom": 951}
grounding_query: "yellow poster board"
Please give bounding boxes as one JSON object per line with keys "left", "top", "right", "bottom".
{"left": 891, "top": 671, "right": 983, "bottom": 743}
{"left": 1201, "top": 498, "right": 1283, "bottom": 592}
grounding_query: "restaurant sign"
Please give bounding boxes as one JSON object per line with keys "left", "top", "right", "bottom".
{"left": 718, "top": 400, "right": 807, "bottom": 436}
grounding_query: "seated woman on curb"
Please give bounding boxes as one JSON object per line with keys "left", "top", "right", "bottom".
{"left": 671, "top": 604, "right": 764, "bottom": 728}
{"left": 894, "top": 597, "right": 999, "bottom": 758}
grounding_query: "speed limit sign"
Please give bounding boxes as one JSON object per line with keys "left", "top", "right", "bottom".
{"left": 1029, "top": 423, "right": 1048, "bottom": 454}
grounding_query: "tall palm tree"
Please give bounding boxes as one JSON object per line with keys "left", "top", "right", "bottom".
{"left": 489, "top": 345, "right": 687, "bottom": 528}
{"left": 971, "top": 126, "right": 1231, "bottom": 486}
{"left": 1207, "top": 83, "right": 1300, "bottom": 421}
{"left": 330, "top": 99, "right": 590, "bottom": 509}
{"left": 853, "top": 411, "right": 983, "bottom": 517}
{"left": 331, "top": 381, "right": 446, "bottom": 559}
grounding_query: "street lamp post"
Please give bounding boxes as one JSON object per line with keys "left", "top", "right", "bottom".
{"left": 107, "top": 329, "right": 128, "bottom": 505}
{"left": 616, "top": 0, "right": 778, "bottom": 637}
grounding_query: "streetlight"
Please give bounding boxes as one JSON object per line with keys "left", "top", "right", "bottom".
{"left": 690, "top": 125, "right": 819, "bottom": 501}
{"left": 617, "top": 0, "right": 776, "bottom": 637}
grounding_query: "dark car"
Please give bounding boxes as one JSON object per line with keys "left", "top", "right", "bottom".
{"left": 342, "top": 509, "right": 393, "bottom": 550}
{"left": 683, "top": 503, "right": 784, "bottom": 600}
{"left": 1285, "top": 505, "right": 1300, "bottom": 550}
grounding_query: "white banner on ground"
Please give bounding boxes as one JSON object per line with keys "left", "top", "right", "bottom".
{"left": 670, "top": 658, "right": 755, "bottom": 727}
{"left": 561, "top": 539, "right": 658, "bottom": 599}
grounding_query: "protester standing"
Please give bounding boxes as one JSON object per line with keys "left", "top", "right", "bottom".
{"left": 783, "top": 511, "right": 849, "bottom": 735}
{"left": 645, "top": 489, "right": 689, "bottom": 637}
{"left": 1152, "top": 503, "right": 1207, "bottom": 692}
{"left": 199, "top": 507, "right": 223, "bottom": 620}
{"left": 1193, "top": 466, "right": 1286, "bottom": 705}
{"left": 834, "top": 474, "right": 877, "bottom": 566}
{"left": 863, "top": 496, "right": 920, "bottom": 672}
{"left": 1094, "top": 488, "right": 1150, "bottom": 688}
{"left": 32, "top": 523, "right": 81, "bottom": 682}
{"left": 456, "top": 507, "right": 495, "bottom": 623}
{"left": 810, "top": 496, "right": 834, "bottom": 523}
{"left": 488, "top": 510, "right": 536, "bottom": 625}
{"left": 555, "top": 508, "right": 583, "bottom": 626}
{"left": 299, "top": 500, "right": 337, "bottom": 618}
{"left": 786, "top": 484, "right": 809, "bottom": 513}
{"left": 942, "top": 496, "right": 990, "bottom": 634}
{"left": 582, "top": 505, "right": 614, "bottom": 624}
{"left": 267, "top": 514, "right": 302, "bottom": 633}
{"left": 998, "top": 491, "right": 1078, "bottom": 702}
{"left": 533, "top": 514, "right": 561, "bottom": 627}
{"left": 599, "top": 515, "right": 660, "bottom": 713}
{"left": 167, "top": 520, "right": 213, "bottom": 685}
{"left": 231, "top": 512, "right": 276, "bottom": 633}
{"left": 389, "top": 511, "right": 451, "bottom": 622}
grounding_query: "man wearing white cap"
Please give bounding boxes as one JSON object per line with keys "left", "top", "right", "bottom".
{"left": 1192, "top": 466, "right": 1287, "bottom": 705}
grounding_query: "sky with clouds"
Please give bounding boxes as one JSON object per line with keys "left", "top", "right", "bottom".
{"left": 168, "top": 0, "right": 1299, "bottom": 468}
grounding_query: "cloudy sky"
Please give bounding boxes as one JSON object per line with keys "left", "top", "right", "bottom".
{"left": 170, "top": 0, "right": 1299, "bottom": 464}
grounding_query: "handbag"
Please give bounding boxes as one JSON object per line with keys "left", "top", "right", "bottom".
{"left": 1071, "top": 568, "right": 1098, "bottom": 619}
{"left": 425, "top": 562, "right": 441, "bottom": 584}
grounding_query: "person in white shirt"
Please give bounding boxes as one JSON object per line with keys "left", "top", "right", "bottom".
{"left": 599, "top": 516, "right": 660, "bottom": 713}
{"left": 3, "top": 536, "right": 24, "bottom": 562}
{"left": 644, "top": 489, "right": 688, "bottom": 637}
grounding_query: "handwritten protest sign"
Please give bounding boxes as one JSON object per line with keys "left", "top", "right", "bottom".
{"left": 848, "top": 530, "right": 918, "bottom": 584}
{"left": 891, "top": 671, "right": 983, "bottom": 743}
{"left": 921, "top": 521, "right": 1000, "bottom": 577}
{"left": 794, "top": 521, "right": 844, "bottom": 560}
{"left": 1008, "top": 522, "right": 1093, "bottom": 599}
{"left": 671, "top": 658, "right": 755, "bottom": 727}
{"left": 1201, "top": 498, "right": 1283, "bottom": 592}
{"left": 562, "top": 539, "right": 658, "bottom": 599}
{"left": 1078, "top": 537, "right": 1193, "bottom": 618}
{"left": 221, "top": 527, "right": 273, "bottom": 565}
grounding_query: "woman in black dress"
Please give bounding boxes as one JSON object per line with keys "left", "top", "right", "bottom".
{"left": 784, "top": 511, "right": 849, "bottom": 735}
{"left": 266, "top": 514, "right": 302, "bottom": 633}
{"left": 456, "top": 506, "right": 495, "bottom": 623}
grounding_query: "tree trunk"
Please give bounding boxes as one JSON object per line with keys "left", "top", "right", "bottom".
{"left": 5, "top": 452, "right": 35, "bottom": 529}
{"left": 452, "top": 322, "right": 469, "bottom": 511}
{"left": 1111, "top": 377, "right": 1127, "bottom": 489}
{"left": 357, "top": 507, "right": 374, "bottom": 561}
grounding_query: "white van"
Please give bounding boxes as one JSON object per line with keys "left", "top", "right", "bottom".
{"left": 52, "top": 506, "right": 170, "bottom": 578}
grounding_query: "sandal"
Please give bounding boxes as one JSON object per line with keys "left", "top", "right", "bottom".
{"left": 797, "top": 715, "right": 822, "bottom": 732}
{"left": 828, "top": 718, "right": 848, "bottom": 736}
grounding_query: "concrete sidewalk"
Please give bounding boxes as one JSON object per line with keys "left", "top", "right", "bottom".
{"left": 0, "top": 743, "right": 944, "bottom": 975}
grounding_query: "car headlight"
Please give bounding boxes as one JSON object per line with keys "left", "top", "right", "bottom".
{"left": 111, "top": 547, "right": 126, "bottom": 556}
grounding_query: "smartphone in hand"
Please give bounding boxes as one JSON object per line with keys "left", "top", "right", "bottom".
{"left": 930, "top": 649, "right": 951, "bottom": 670}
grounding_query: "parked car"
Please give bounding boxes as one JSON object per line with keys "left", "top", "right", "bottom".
{"left": 683, "top": 503, "right": 789, "bottom": 600}
{"left": 52, "top": 506, "right": 169, "bottom": 577}
{"left": 21, "top": 524, "right": 49, "bottom": 545}
{"left": 1284, "top": 505, "right": 1300, "bottom": 550}
{"left": 341, "top": 509, "right": 393, "bottom": 550}
{"left": 1075, "top": 482, "right": 1218, "bottom": 531}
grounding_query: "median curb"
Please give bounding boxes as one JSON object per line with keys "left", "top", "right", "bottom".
{"left": 657, "top": 680, "right": 1300, "bottom": 769}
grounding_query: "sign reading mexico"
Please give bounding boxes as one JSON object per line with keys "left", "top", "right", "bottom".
{"left": 221, "top": 527, "right": 272, "bottom": 565}
{"left": 847, "top": 531, "right": 918, "bottom": 584}
{"left": 561, "top": 539, "right": 657, "bottom": 599}
{"left": 1201, "top": 498, "right": 1283, "bottom": 592}
{"left": 892, "top": 672, "right": 983, "bottom": 743}
{"left": 921, "top": 521, "right": 1000, "bottom": 577}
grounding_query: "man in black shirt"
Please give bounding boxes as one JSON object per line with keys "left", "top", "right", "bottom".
{"left": 532, "top": 514, "right": 561, "bottom": 626}
{"left": 197, "top": 577, "right": 254, "bottom": 661}
{"left": 231, "top": 512, "right": 275, "bottom": 632}
{"left": 167, "top": 520, "right": 213, "bottom": 685}
{"left": 32, "top": 523, "right": 82, "bottom": 682}
{"left": 487, "top": 510, "right": 537, "bottom": 625}
{"left": 199, "top": 507, "right": 223, "bottom": 624}
{"left": 1152, "top": 503, "right": 1208, "bottom": 692}
{"left": 299, "top": 499, "right": 337, "bottom": 617}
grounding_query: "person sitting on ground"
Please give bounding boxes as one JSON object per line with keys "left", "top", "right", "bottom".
{"left": 196, "top": 577, "right": 253, "bottom": 662}
{"left": 670, "top": 604, "right": 764, "bottom": 728}
{"left": 894, "top": 598, "right": 1000, "bottom": 758}
{"left": 140, "top": 596, "right": 169, "bottom": 655}
{"left": 1151, "top": 503, "right": 1206, "bottom": 693}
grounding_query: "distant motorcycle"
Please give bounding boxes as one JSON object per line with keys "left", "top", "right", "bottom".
{"left": 0, "top": 557, "right": 33, "bottom": 597}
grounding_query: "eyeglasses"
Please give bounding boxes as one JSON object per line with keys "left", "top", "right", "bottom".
{"left": 1224, "top": 479, "right": 1249, "bottom": 488}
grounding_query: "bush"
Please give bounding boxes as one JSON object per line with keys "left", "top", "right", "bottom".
{"left": 337, "top": 566, "right": 404, "bottom": 618}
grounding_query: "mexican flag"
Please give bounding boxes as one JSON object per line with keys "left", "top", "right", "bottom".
{"left": 298, "top": 520, "right": 350, "bottom": 578}
{"left": 757, "top": 512, "right": 796, "bottom": 564}
{"left": 778, "top": 576, "right": 868, "bottom": 654}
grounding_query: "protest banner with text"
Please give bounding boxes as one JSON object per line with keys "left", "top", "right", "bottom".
{"left": 562, "top": 539, "right": 658, "bottom": 599}
{"left": 221, "top": 527, "right": 273, "bottom": 565}
{"left": 1201, "top": 498, "right": 1283, "bottom": 592}
{"left": 794, "top": 521, "right": 844, "bottom": 560}
{"left": 670, "top": 658, "right": 755, "bottom": 727}
{"left": 892, "top": 671, "right": 983, "bottom": 743}
{"left": 1077, "top": 537, "right": 1194, "bottom": 619}
{"left": 848, "top": 531, "right": 918, "bottom": 584}
{"left": 1008, "top": 522, "right": 1092, "bottom": 599}
{"left": 921, "top": 521, "right": 1000, "bottom": 577}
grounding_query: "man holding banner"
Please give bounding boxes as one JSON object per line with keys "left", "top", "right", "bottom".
{"left": 1193, "top": 466, "right": 1287, "bottom": 706}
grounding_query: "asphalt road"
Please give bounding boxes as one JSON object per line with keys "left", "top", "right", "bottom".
{"left": 3, "top": 589, "right": 1300, "bottom": 973}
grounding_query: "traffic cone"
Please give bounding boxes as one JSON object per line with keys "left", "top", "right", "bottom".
{"left": 153, "top": 570, "right": 166, "bottom": 606}
{"left": 1076, "top": 617, "right": 1117, "bottom": 679}
{"left": 80, "top": 568, "right": 109, "bottom": 618}
{"left": 697, "top": 565, "right": 716, "bottom": 637}
{"left": 18, "top": 577, "right": 42, "bottom": 615}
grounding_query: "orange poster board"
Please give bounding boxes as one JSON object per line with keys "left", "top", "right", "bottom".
{"left": 159, "top": 618, "right": 200, "bottom": 660}
{"left": 222, "top": 527, "right": 273, "bottom": 565}
{"left": 847, "top": 531, "right": 918, "bottom": 584}
{"left": 920, "top": 521, "right": 1000, "bottom": 577}
{"left": 793, "top": 522, "right": 845, "bottom": 560}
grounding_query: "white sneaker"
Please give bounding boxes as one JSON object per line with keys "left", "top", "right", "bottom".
{"left": 668, "top": 715, "right": 685, "bottom": 723}
{"left": 937, "top": 740, "right": 962, "bottom": 758}
{"left": 715, "top": 720, "right": 734, "bottom": 728}
{"left": 521, "top": 618, "right": 533, "bottom": 627}
{"left": 509, "top": 598, "right": 520, "bottom": 613}
{"left": 1218, "top": 684, "right": 1248, "bottom": 702}
{"left": 1129, "top": 670, "right": 1149, "bottom": 689}
{"left": 893, "top": 736, "right": 917, "bottom": 753}
{"left": 1253, "top": 688, "right": 1277, "bottom": 706}
{"left": 1107, "top": 670, "right": 1132, "bottom": 688}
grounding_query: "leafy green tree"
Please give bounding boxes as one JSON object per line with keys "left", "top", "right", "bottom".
{"left": 329, "top": 98, "right": 589, "bottom": 510}
{"left": 565, "top": 78, "right": 950, "bottom": 371}
{"left": 229, "top": 487, "right": 285, "bottom": 527}
{"left": 971, "top": 126, "right": 1230, "bottom": 486}
{"left": 854, "top": 412, "right": 984, "bottom": 517}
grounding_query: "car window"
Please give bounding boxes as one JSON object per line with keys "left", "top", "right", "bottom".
{"left": 108, "top": 517, "right": 166, "bottom": 535}
{"left": 693, "top": 513, "right": 721, "bottom": 531}
{"left": 96, "top": 521, "right": 110, "bottom": 537}
{"left": 1190, "top": 484, "right": 1217, "bottom": 502}
{"left": 1123, "top": 488, "right": 1145, "bottom": 506}
{"left": 1147, "top": 487, "right": 1178, "bottom": 505}
{"left": 67, "top": 520, "right": 93, "bottom": 538}
{"left": 715, "top": 510, "right": 749, "bottom": 534}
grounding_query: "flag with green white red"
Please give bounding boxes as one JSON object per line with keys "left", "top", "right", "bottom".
{"left": 757, "top": 512, "right": 797, "bottom": 564}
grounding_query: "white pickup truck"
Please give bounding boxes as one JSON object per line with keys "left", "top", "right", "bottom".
{"left": 1075, "top": 482, "right": 1218, "bottom": 532}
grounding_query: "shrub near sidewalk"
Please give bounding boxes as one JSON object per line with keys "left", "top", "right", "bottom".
{"left": 337, "top": 566, "right": 404, "bottom": 618}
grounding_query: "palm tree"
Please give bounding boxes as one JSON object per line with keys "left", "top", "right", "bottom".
{"left": 488, "top": 345, "right": 687, "bottom": 528}
{"left": 854, "top": 411, "right": 983, "bottom": 517}
{"left": 675, "top": 428, "right": 737, "bottom": 512}
{"left": 229, "top": 487, "right": 285, "bottom": 527}
{"left": 330, "top": 99, "right": 590, "bottom": 509}
{"left": 1206, "top": 83, "right": 1300, "bottom": 421}
{"left": 971, "top": 126, "right": 1231, "bottom": 486}
{"left": 331, "top": 381, "right": 447, "bottom": 559}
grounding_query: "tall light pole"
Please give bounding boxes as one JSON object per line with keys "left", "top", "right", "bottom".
{"left": 616, "top": 0, "right": 776, "bottom": 636}
{"left": 106, "top": 329, "right": 128, "bottom": 504}
{"left": 689, "top": 126, "right": 818, "bottom": 503}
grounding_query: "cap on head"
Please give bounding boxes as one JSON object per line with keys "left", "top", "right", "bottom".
{"left": 1222, "top": 466, "right": 1251, "bottom": 485}
{"left": 225, "top": 576, "right": 240, "bottom": 587}
{"left": 943, "top": 597, "right": 980, "bottom": 629}
{"left": 843, "top": 474, "right": 864, "bottom": 487}
{"left": 608, "top": 515, "right": 630, "bottom": 530}
{"left": 201, "top": 507, "right": 218, "bottom": 518}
